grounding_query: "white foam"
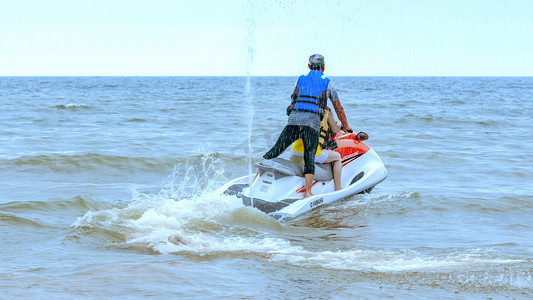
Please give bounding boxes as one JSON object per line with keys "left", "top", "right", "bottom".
{"left": 66, "top": 103, "right": 89, "bottom": 108}
{"left": 271, "top": 248, "right": 524, "bottom": 273}
{"left": 488, "top": 269, "right": 532, "bottom": 289}
{"left": 139, "top": 231, "right": 298, "bottom": 255}
{"left": 55, "top": 103, "right": 91, "bottom": 109}
{"left": 117, "top": 192, "right": 302, "bottom": 255}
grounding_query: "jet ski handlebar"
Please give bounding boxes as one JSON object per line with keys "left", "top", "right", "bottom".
{"left": 335, "top": 131, "right": 369, "bottom": 141}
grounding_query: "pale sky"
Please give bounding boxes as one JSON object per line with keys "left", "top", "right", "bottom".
{"left": 1, "top": 0, "right": 532, "bottom": 76}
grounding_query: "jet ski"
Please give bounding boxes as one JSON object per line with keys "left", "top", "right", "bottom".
{"left": 216, "top": 132, "right": 387, "bottom": 220}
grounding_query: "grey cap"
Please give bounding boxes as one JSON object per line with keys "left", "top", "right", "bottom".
{"left": 309, "top": 54, "right": 325, "bottom": 66}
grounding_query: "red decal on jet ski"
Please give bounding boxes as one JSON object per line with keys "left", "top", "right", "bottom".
{"left": 296, "top": 186, "right": 306, "bottom": 193}
{"left": 296, "top": 181, "right": 319, "bottom": 193}
{"left": 342, "top": 152, "right": 360, "bottom": 161}
{"left": 342, "top": 153, "right": 364, "bottom": 166}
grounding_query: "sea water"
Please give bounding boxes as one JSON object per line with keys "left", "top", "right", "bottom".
{"left": 1, "top": 76, "right": 532, "bottom": 299}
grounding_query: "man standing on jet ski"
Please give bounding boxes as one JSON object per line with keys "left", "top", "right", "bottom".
{"left": 260, "top": 54, "right": 352, "bottom": 198}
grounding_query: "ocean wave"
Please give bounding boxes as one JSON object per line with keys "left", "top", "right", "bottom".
{"left": 71, "top": 164, "right": 302, "bottom": 253}
{"left": 314, "top": 255, "right": 530, "bottom": 294}
{"left": 462, "top": 195, "right": 533, "bottom": 213}
{"left": 270, "top": 248, "right": 531, "bottom": 293}
{"left": 0, "top": 195, "right": 101, "bottom": 213}
{"left": 392, "top": 113, "right": 505, "bottom": 127}
{"left": 123, "top": 118, "right": 148, "bottom": 122}
{"left": 71, "top": 193, "right": 247, "bottom": 245}
{"left": 72, "top": 189, "right": 415, "bottom": 256}
{"left": 1, "top": 152, "right": 248, "bottom": 173}
{"left": 309, "top": 190, "right": 533, "bottom": 218}
{"left": 272, "top": 247, "right": 524, "bottom": 272}
{"left": 0, "top": 196, "right": 103, "bottom": 228}
{"left": 287, "top": 192, "right": 419, "bottom": 229}
{"left": 0, "top": 212, "right": 50, "bottom": 228}
{"left": 0, "top": 153, "right": 184, "bottom": 173}
{"left": 406, "top": 194, "right": 533, "bottom": 216}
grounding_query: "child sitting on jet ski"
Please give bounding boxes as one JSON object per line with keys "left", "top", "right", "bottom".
{"left": 289, "top": 107, "right": 368, "bottom": 191}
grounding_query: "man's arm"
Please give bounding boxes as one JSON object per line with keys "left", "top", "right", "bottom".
{"left": 327, "top": 109, "right": 341, "bottom": 135}
{"left": 331, "top": 101, "right": 352, "bottom": 132}
{"left": 291, "top": 86, "right": 299, "bottom": 104}
{"left": 287, "top": 86, "right": 299, "bottom": 115}
{"left": 327, "top": 81, "right": 352, "bottom": 132}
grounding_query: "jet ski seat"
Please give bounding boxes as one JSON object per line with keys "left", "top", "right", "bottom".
{"left": 256, "top": 158, "right": 333, "bottom": 181}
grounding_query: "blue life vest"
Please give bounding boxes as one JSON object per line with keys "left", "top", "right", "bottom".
{"left": 293, "top": 70, "right": 330, "bottom": 115}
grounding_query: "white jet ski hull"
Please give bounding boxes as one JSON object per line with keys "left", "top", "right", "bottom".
{"left": 217, "top": 136, "right": 387, "bottom": 220}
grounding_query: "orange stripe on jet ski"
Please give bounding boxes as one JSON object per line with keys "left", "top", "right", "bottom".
{"left": 296, "top": 181, "right": 320, "bottom": 194}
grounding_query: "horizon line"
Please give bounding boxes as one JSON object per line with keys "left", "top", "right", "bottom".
{"left": 1, "top": 75, "right": 532, "bottom": 78}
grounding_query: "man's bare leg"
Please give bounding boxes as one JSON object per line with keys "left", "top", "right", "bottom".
{"left": 331, "top": 160, "right": 342, "bottom": 191}
{"left": 323, "top": 150, "right": 342, "bottom": 191}
{"left": 304, "top": 173, "right": 315, "bottom": 198}
{"left": 253, "top": 157, "right": 265, "bottom": 182}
